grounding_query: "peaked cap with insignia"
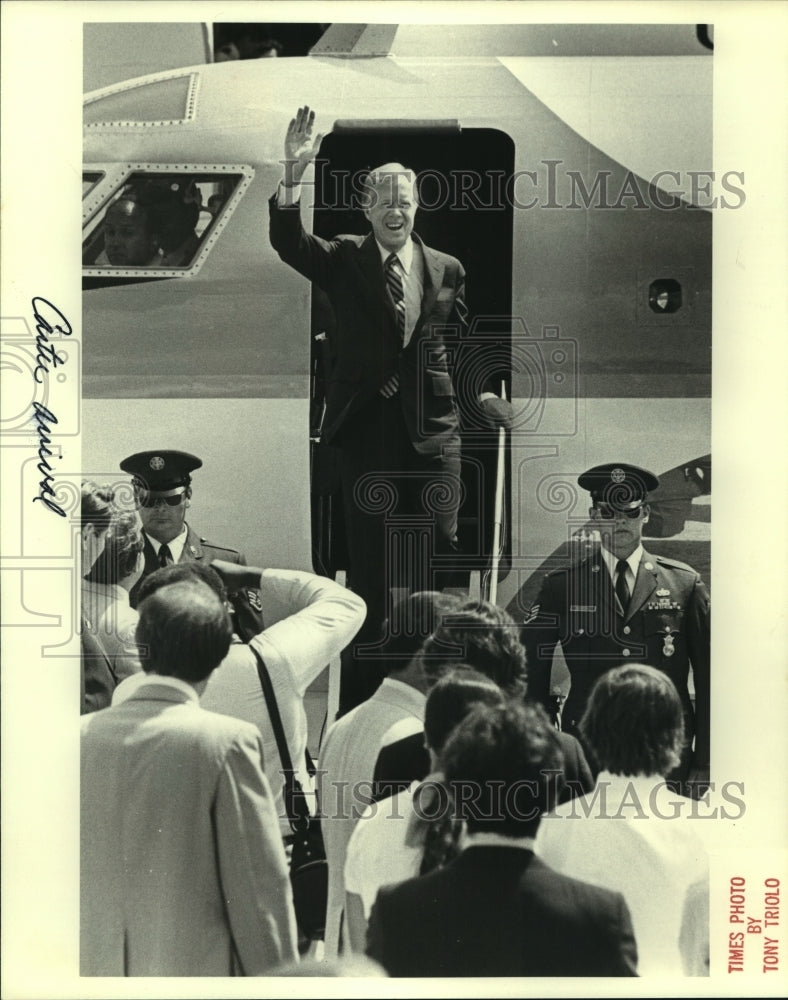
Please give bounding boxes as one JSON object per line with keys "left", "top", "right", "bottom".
{"left": 120, "top": 450, "right": 202, "bottom": 492}
{"left": 578, "top": 462, "right": 659, "bottom": 510}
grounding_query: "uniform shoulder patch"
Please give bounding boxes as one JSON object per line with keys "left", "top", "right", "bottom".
{"left": 522, "top": 603, "right": 540, "bottom": 625}
{"left": 246, "top": 589, "right": 263, "bottom": 612}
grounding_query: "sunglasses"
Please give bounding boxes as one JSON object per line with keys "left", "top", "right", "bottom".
{"left": 593, "top": 503, "right": 644, "bottom": 520}
{"left": 136, "top": 491, "right": 186, "bottom": 508}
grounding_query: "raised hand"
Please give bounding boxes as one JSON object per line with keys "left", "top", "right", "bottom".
{"left": 283, "top": 105, "right": 324, "bottom": 185}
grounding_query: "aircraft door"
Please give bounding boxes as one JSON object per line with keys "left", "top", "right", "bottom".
{"left": 309, "top": 124, "right": 515, "bottom": 592}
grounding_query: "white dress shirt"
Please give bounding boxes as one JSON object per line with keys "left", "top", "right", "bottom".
{"left": 535, "top": 771, "right": 709, "bottom": 976}
{"left": 144, "top": 526, "right": 188, "bottom": 563}
{"left": 600, "top": 543, "right": 644, "bottom": 596}
{"left": 277, "top": 180, "right": 302, "bottom": 207}
{"left": 345, "top": 778, "right": 427, "bottom": 918}
{"left": 319, "top": 677, "right": 426, "bottom": 958}
{"left": 462, "top": 831, "right": 536, "bottom": 852}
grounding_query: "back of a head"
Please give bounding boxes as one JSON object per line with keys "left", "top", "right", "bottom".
{"left": 136, "top": 561, "right": 227, "bottom": 606}
{"left": 580, "top": 663, "right": 684, "bottom": 777}
{"left": 420, "top": 600, "right": 527, "bottom": 698}
{"left": 424, "top": 666, "right": 506, "bottom": 757}
{"left": 80, "top": 481, "right": 114, "bottom": 530}
{"left": 85, "top": 511, "right": 143, "bottom": 585}
{"left": 135, "top": 580, "right": 232, "bottom": 683}
{"left": 380, "top": 590, "right": 462, "bottom": 675}
{"left": 443, "top": 701, "right": 563, "bottom": 838}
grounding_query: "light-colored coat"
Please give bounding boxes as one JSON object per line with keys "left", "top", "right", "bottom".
{"left": 319, "top": 678, "right": 426, "bottom": 958}
{"left": 80, "top": 681, "right": 298, "bottom": 976}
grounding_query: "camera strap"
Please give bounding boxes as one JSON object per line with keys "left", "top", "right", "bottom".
{"left": 249, "top": 644, "right": 310, "bottom": 832}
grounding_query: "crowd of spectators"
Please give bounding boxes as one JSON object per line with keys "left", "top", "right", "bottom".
{"left": 80, "top": 479, "right": 710, "bottom": 977}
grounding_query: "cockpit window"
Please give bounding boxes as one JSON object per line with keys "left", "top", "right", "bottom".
{"left": 82, "top": 165, "right": 253, "bottom": 282}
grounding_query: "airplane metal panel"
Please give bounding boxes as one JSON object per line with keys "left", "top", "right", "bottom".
{"left": 84, "top": 73, "right": 199, "bottom": 127}
{"left": 83, "top": 23, "right": 210, "bottom": 94}
{"left": 501, "top": 56, "right": 712, "bottom": 196}
{"left": 84, "top": 55, "right": 710, "bottom": 399}
{"left": 389, "top": 23, "right": 712, "bottom": 58}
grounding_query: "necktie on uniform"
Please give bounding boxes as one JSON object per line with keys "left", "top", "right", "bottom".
{"left": 159, "top": 543, "right": 173, "bottom": 568}
{"left": 384, "top": 252, "right": 406, "bottom": 341}
{"left": 615, "top": 559, "right": 630, "bottom": 613}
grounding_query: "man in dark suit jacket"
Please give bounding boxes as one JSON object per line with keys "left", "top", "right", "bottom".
{"left": 366, "top": 701, "right": 638, "bottom": 977}
{"left": 522, "top": 463, "right": 710, "bottom": 795}
{"left": 373, "top": 716, "right": 593, "bottom": 806}
{"left": 113, "top": 450, "right": 263, "bottom": 643}
{"left": 372, "top": 599, "right": 593, "bottom": 804}
{"left": 270, "top": 106, "right": 510, "bottom": 711}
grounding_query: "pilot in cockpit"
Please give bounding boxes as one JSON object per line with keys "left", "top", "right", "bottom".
{"left": 96, "top": 181, "right": 201, "bottom": 268}
{"left": 98, "top": 193, "right": 161, "bottom": 267}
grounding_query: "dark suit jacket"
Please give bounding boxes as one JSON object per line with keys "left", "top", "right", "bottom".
{"left": 366, "top": 845, "right": 638, "bottom": 977}
{"left": 269, "top": 197, "right": 467, "bottom": 456}
{"left": 372, "top": 729, "right": 594, "bottom": 805}
{"left": 129, "top": 524, "right": 263, "bottom": 643}
{"left": 522, "top": 549, "right": 711, "bottom": 770}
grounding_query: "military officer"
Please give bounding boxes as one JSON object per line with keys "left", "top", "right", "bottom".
{"left": 117, "top": 450, "right": 264, "bottom": 642}
{"left": 522, "top": 463, "right": 710, "bottom": 795}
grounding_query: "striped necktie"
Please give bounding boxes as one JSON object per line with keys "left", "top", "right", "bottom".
{"left": 159, "top": 543, "right": 173, "bottom": 568}
{"left": 615, "top": 559, "right": 630, "bottom": 613}
{"left": 384, "top": 252, "right": 406, "bottom": 341}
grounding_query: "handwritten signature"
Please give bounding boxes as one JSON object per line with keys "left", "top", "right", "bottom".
{"left": 30, "top": 297, "right": 71, "bottom": 517}
{"left": 32, "top": 296, "right": 72, "bottom": 383}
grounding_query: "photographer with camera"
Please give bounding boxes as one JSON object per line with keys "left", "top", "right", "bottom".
{"left": 119, "top": 559, "right": 366, "bottom": 837}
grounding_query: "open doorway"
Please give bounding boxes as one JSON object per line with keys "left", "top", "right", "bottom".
{"left": 309, "top": 124, "right": 515, "bottom": 591}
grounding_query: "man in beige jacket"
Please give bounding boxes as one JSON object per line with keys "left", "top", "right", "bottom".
{"left": 80, "top": 578, "right": 298, "bottom": 976}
